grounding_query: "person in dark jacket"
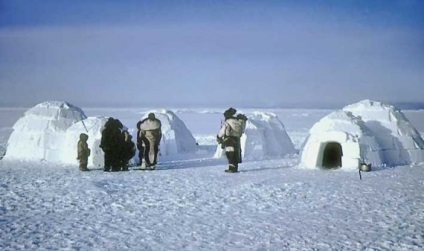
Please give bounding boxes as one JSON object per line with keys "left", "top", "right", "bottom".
{"left": 136, "top": 120, "right": 144, "bottom": 167}
{"left": 121, "top": 131, "right": 136, "bottom": 171}
{"left": 137, "top": 113, "right": 162, "bottom": 170}
{"left": 100, "top": 117, "right": 125, "bottom": 172}
{"left": 77, "top": 133, "right": 91, "bottom": 171}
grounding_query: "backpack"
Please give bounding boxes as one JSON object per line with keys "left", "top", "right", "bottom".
{"left": 226, "top": 118, "right": 246, "bottom": 138}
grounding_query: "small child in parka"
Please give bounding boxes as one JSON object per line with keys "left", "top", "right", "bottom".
{"left": 77, "top": 133, "right": 91, "bottom": 171}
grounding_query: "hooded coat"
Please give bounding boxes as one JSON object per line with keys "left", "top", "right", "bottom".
{"left": 77, "top": 133, "right": 90, "bottom": 160}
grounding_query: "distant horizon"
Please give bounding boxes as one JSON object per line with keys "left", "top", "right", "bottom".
{"left": 1, "top": 100, "right": 424, "bottom": 110}
{"left": 1, "top": 1, "right": 423, "bottom": 108}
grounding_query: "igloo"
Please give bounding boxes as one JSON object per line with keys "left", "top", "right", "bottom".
{"left": 4, "top": 101, "right": 86, "bottom": 162}
{"left": 214, "top": 112, "right": 296, "bottom": 161}
{"left": 300, "top": 111, "right": 384, "bottom": 170}
{"left": 343, "top": 100, "right": 424, "bottom": 165}
{"left": 138, "top": 110, "right": 197, "bottom": 156}
{"left": 300, "top": 100, "right": 424, "bottom": 170}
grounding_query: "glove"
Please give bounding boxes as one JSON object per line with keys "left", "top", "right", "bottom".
{"left": 216, "top": 135, "right": 222, "bottom": 144}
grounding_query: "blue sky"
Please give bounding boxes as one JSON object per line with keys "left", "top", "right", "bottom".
{"left": 0, "top": 0, "right": 423, "bottom": 107}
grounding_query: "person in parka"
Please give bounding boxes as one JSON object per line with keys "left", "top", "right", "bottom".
{"left": 121, "top": 131, "right": 136, "bottom": 171}
{"left": 136, "top": 120, "right": 144, "bottom": 166}
{"left": 217, "top": 108, "right": 247, "bottom": 173}
{"left": 100, "top": 117, "right": 125, "bottom": 172}
{"left": 77, "top": 133, "right": 91, "bottom": 171}
{"left": 137, "top": 113, "right": 162, "bottom": 169}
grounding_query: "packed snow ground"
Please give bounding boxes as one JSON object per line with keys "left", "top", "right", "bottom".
{"left": 1, "top": 108, "right": 424, "bottom": 250}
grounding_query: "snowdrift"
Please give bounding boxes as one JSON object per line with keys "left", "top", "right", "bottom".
{"left": 139, "top": 109, "right": 197, "bottom": 156}
{"left": 214, "top": 112, "right": 295, "bottom": 161}
{"left": 301, "top": 100, "right": 424, "bottom": 170}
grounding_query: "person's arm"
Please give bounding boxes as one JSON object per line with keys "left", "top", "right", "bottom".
{"left": 217, "top": 122, "right": 227, "bottom": 139}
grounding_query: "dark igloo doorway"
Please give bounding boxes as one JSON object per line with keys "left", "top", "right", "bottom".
{"left": 322, "top": 142, "right": 343, "bottom": 169}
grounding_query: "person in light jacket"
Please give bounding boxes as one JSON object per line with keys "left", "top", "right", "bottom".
{"left": 137, "top": 113, "right": 162, "bottom": 170}
{"left": 217, "top": 108, "right": 247, "bottom": 173}
{"left": 77, "top": 133, "right": 91, "bottom": 171}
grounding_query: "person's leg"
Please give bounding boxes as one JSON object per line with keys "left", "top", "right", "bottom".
{"left": 79, "top": 158, "right": 89, "bottom": 171}
{"left": 236, "top": 138, "right": 242, "bottom": 164}
{"left": 224, "top": 137, "right": 238, "bottom": 172}
{"left": 225, "top": 151, "right": 237, "bottom": 172}
{"left": 143, "top": 138, "right": 152, "bottom": 167}
{"left": 148, "top": 139, "right": 155, "bottom": 168}
{"left": 111, "top": 151, "right": 121, "bottom": 171}
{"left": 104, "top": 152, "right": 111, "bottom": 171}
{"left": 137, "top": 144, "right": 144, "bottom": 166}
{"left": 152, "top": 143, "right": 159, "bottom": 166}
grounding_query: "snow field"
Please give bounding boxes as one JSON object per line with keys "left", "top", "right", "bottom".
{"left": 0, "top": 160, "right": 423, "bottom": 250}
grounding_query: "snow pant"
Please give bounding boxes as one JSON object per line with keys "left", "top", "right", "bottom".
{"left": 121, "top": 151, "right": 134, "bottom": 171}
{"left": 79, "top": 158, "right": 88, "bottom": 171}
{"left": 104, "top": 150, "right": 121, "bottom": 171}
{"left": 137, "top": 143, "right": 144, "bottom": 166}
{"left": 224, "top": 136, "right": 241, "bottom": 172}
{"left": 142, "top": 135, "right": 159, "bottom": 167}
{"left": 104, "top": 151, "right": 112, "bottom": 171}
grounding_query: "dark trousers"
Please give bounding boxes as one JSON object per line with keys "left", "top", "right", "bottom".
{"left": 104, "top": 152, "right": 112, "bottom": 171}
{"left": 104, "top": 151, "right": 121, "bottom": 171}
{"left": 225, "top": 136, "right": 242, "bottom": 172}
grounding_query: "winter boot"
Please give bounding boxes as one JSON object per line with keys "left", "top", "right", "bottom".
{"left": 225, "top": 164, "right": 238, "bottom": 173}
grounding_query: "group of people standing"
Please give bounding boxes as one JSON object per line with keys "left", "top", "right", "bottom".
{"left": 77, "top": 108, "right": 247, "bottom": 173}
{"left": 77, "top": 113, "right": 162, "bottom": 172}
{"left": 99, "top": 117, "right": 136, "bottom": 172}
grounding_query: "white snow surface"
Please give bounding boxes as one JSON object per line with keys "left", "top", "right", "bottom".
{"left": 1, "top": 106, "right": 424, "bottom": 250}
{"left": 215, "top": 112, "right": 295, "bottom": 161}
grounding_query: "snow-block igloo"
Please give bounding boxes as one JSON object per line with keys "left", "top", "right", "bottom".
{"left": 300, "top": 100, "right": 424, "bottom": 170}
{"left": 300, "top": 110, "right": 384, "bottom": 170}
{"left": 4, "top": 101, "right": 86, "bottom": 162}
{"left": 139, "top": 109, "right": 197, "bottom": 156}
{"left": 62, "top": 116, "right": 110, "bottom": 167}
{"left": 214, "top": 112, "right": 296, "bottom": 161}
{"left": 344, "top": 100, "right": 424, "bottom": 166}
